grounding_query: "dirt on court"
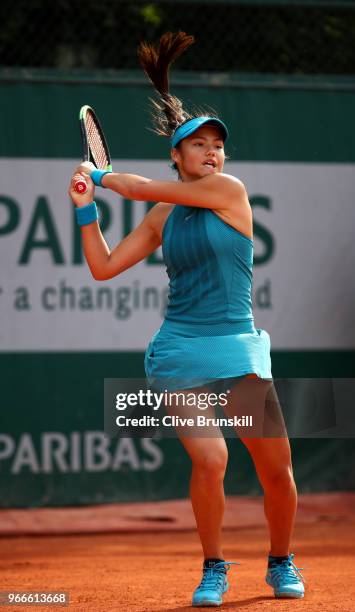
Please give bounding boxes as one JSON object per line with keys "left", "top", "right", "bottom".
{"left": 1, "top": 519, "right": 355, "bottom": 612}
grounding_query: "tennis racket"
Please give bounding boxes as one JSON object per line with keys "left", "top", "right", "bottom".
{"left": 74, "top": 105, "right": 112, "bottom": 194}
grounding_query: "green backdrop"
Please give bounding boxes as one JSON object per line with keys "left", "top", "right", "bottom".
{"left": 0, "top": 71, "right": 354, "bottom": 507}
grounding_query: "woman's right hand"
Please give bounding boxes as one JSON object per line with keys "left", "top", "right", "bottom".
{"left": 68, "top": 171, "right": 95, "bottom": 208}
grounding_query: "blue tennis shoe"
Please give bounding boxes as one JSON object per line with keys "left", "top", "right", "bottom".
{"left": 192, "top": 560, "right": 237, "bottom": 607}
{"left": 266, "top": 553, "right": 305, "bottom": 598}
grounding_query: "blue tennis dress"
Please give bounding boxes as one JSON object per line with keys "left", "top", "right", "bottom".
{"left": 144, "top": 204, "right": 272, "bottom": 390}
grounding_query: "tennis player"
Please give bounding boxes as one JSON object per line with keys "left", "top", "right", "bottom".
{"left": 69, "top": 32, "right": 305, "bottom": 607}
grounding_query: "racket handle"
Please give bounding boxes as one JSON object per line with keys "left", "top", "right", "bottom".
{"left": 74, "top": 178, "right": 88, "bottom": 194}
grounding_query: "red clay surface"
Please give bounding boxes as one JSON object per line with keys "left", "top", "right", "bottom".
{"left": 1, "top": 493, "right": 354, "bottom": 536}
{"left": 1, "top": 495, "right": 355, "bottom": 611}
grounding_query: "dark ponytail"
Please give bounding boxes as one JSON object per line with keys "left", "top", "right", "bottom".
{"left": 138, "top": 32, "right": 195, "bottom": 137}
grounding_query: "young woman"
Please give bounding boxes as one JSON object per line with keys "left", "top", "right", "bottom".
{"left": 69, "top": 32, "right": 305, "bottom": 607}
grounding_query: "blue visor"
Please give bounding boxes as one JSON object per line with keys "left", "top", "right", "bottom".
{"left": 171, "top": 116, "right": 229, "bottom": 148}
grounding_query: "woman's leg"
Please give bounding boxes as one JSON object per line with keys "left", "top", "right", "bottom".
{"left": 241, "top": 435, "right": 297, "bottom": 556}
{"left": 180, "top": 434, "right": 228, "bottom": 559}
{"left": 222, "top": 376, "right": 297, "bottom": 555}
{"left": 166, "top": 387, "right": 228, "bottom": 559}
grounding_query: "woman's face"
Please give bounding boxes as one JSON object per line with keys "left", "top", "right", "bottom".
{"left": 171, "top": 124, "right": 226, "bottom": 182}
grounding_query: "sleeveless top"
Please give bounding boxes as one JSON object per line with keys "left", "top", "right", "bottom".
{"left": 162, "top": 204, "right": 254, "bottom": 332}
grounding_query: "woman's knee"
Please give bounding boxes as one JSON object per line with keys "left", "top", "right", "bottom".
{"left": 192, "top": 449, "right": 228, "bottom": 482}
{"left": 262, "top": 465, "right": 295, "bottom": 493}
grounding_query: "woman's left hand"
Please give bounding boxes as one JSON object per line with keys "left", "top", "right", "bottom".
{"left": 69, "top": 169, "right": 95, "bottom": 208}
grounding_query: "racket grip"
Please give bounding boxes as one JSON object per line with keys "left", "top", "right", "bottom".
{"left": 74, "top": 178, "right": 88, "bottom": 194}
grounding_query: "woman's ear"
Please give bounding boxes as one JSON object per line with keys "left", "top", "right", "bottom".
{"left": 171, "top": 147, "right": 179, "bottom": 165}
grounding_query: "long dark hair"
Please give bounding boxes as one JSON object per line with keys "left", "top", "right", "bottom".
{"left": 138, "top": 32, "right": 212, "bottom": 139}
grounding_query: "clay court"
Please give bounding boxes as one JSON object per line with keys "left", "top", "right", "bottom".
{"left": 1, "top": 493, "right": 354, "bottom": 611}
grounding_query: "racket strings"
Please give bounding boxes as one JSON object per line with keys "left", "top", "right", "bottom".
{"left": 86, "top": 112, "right": 108, "bottom": 169}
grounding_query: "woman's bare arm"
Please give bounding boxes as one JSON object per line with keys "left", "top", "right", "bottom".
{"left": 80, "top": 210, "right": 162, "bottom": 281}
{"left": 101, "top": 171, "right": 246, "bottom": 210}
{"left": 69, "top": 174, "right": 164, "bottom": 281}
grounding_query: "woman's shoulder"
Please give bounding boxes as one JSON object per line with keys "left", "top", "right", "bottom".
{"left": 198, "top": 173, "right": 248, "bottom": 208}
{"left": 215, "top": 172, "right": 247, "bottom": 192}
{"left": 210, "top": 175, "right": 252, "bottom": 238}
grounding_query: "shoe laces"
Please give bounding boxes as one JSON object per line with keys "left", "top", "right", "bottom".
{"left": 198, "top": 561, "right": 239, "bottom": 591}
{"left": 269, "top": 553, "right": 305, "bottom": 585}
